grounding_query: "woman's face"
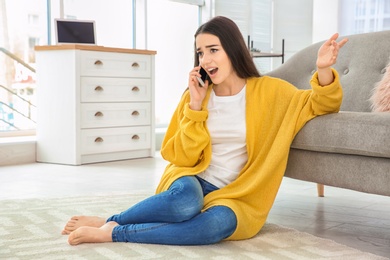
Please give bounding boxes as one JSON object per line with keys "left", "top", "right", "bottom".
{"left": 195, "top": 33, "right": 235, "bottom": 86}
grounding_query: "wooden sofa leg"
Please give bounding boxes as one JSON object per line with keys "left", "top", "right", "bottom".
{"left": 317, "top": 184, "right": 324, "bottom": 197}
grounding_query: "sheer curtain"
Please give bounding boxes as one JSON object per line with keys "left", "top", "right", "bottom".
{"left": 339, "top": 0, "right": 390, "bottom": 35}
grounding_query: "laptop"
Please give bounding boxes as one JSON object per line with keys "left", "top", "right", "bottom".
{"left": 55, "top": 18, "right": 96, "bottom": 45}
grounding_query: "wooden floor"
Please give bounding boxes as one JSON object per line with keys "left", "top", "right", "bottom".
{"left": 1, "top": 154, "right": 389, "bottom": 258}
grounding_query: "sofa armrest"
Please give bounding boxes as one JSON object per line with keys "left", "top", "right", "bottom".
{"left": 292, "top": 111, "right": 390, "bottom": 158}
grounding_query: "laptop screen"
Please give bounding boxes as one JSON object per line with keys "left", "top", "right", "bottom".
{"left": 55, "top": 19, "right": 96, "bottom": 45}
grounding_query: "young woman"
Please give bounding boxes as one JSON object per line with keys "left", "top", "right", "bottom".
{"left": 62, "top": 16, "right": 348, "bottom": 246}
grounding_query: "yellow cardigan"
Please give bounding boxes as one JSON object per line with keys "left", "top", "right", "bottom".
{"left": 157, "top": 69, "right": 342, "bottom": 240}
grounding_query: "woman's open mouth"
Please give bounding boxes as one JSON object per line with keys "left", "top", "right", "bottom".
{"left": 208, "top": 67, "right": 218, "bottom": 77}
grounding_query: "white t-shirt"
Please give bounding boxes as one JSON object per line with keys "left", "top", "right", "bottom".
{"left": 198, "top": 86, "right": 248, "bottom": 188}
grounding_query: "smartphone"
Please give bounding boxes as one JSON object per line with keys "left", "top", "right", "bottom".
{"left": 197, "top": 67, "right": 208, "bottom": 87}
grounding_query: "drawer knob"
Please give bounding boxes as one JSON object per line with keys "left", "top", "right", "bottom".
{"left": 131, "top": 111, "right": 140, "bottom": 116}
{"left": 95, "top": 137, "right": 104, "bottom": 143}
{"left": 132, "top": 135, "right": 140, "bottom": 140}
{"left": 95, "top": 86, "right": 104, "bottom": 91}
{"left": 94, "top": 60, "right": 103, "bottom": 65}
{"left": 132, "top": 62, "right": 140, "bottom": 68}
{"left": 95, "top": 111, "right": 104, "bottom": 117}
{"left": 132, "top": 86, "right": 140, "bottom": 92}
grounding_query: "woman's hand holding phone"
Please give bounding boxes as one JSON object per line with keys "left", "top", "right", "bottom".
{"left": 188, "top": 66, "right": 209, "bottom": 111}
{"left": 197, "top": 67, "right": 208, "bottom": 87}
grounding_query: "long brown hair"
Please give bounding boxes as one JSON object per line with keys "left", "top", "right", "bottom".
{"left": 194, "top": 16, "right": 261, "bottom": 78}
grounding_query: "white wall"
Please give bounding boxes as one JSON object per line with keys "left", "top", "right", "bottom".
{"left": 272, "top": 0, "right": 313, "bottom": 67}
{"left": 312, "top": 0, "right": 339, "bottom": 43}
{"left": 147, "top": 0, "right": 199, "bottom": 126}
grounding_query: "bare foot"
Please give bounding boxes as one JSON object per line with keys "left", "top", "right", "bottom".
{"left": 68, "top": 221, "right": 119, "bottom": 245}
{"left": 62, "top": 216, "right": 106, "bottom": 235}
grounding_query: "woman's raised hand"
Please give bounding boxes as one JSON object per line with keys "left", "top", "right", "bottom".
{"left": 316, "top": 33, "right": 348, "bottom": 69}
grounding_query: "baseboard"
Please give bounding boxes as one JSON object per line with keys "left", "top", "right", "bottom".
{"left": 0, "top": 136, "right": 36, "bottom": 166}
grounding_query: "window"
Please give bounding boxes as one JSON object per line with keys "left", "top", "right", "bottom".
{"left": 0, "top": 0, "right": 45, "bottom": 134}
{"left": 28, "top": 14, "right": 40, "bottom": 26}
{"left": 340, "top": 0, "right": 390, "bottom": 35}
{"left": 56, "top": 0, "right": 134, "bottom": 48}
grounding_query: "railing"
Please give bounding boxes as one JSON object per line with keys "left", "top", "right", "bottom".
{"left": 0, "top": 47, "right": 35, "bottom": 73}
{"left": 0, "top": 47, "right": 36, "bottom": 131}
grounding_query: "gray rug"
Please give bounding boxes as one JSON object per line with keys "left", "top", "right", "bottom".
{"left": 0, "top": 194, "right": 388, "bottom": 260}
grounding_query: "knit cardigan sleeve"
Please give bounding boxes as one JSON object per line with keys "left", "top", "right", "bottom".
{"left": 160, "top": 91, "right": 210, "bottom": 167}
{"left": 156, "top": 69, "right": 343, "bottom": 241}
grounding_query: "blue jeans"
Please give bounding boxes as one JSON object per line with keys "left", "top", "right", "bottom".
{"left": 107, "top": 176, "right": 237, "bottom": 245}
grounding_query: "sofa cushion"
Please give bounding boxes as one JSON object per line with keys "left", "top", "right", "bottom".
{"left": 370, "top": 61, "right": 390, "bottom": 112}
{"left": 291, "top": 111, "right": 390, "bottom": 159}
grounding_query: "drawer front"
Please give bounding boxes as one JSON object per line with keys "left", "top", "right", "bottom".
{"left": 81, "top": 77, "right": 151, "bottom": 102}
{"left": 81, "top": 126, "right": 151, "bottom": 155}
{"left": 80, "top": 51, "right": 151, "bottom": 78}
{"left": 81, "top": 103, "right": 151, "bottom": 128}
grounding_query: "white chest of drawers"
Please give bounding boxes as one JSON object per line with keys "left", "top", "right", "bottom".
{"left": 35, "top": 45, "right": 156, "bottom": 165}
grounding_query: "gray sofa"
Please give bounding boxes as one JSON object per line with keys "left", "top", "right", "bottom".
{"left": 267, "top": 30, "right": 390, "bottom": 197}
